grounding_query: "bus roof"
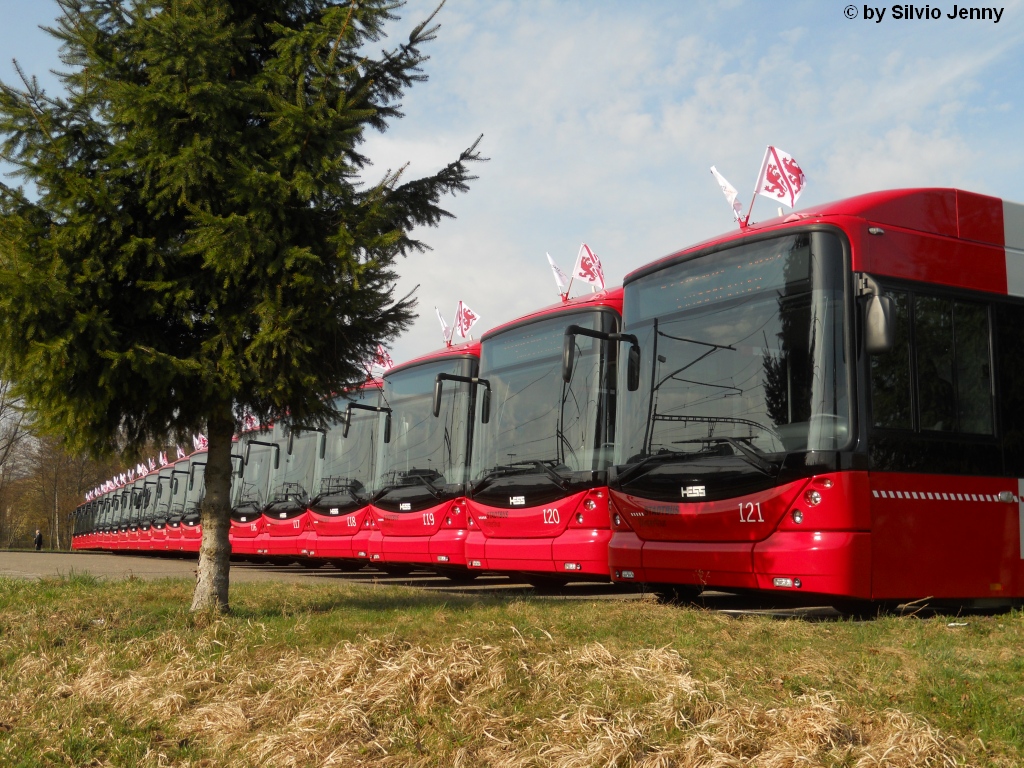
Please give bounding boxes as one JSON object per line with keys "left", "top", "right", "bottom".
{"left": 385, "top": 339, "right": 481, "bottom": 378}
{"left": 481, "top": 287, "right": 624, "bottom": 342}
{"left": 626, "top": 188, "right": 1024, "bottom": 298}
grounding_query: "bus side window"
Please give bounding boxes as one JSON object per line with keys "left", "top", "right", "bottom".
{"left": 952, "top": 301, "right": 992, "bottom": 435}
{"left": 997, "top": 303, "right": 1024, "bottom": 475}
{"left": 915, "top": 296, "right": 992, "bottom": 435}
{"left": 870, "top": 290, "right": 912, "bottom": 429}
{"left": 915, "top": 296, "right": 956, "bottom": 432}
{"left": 871, "top": 291, "right": 993, "bottom": 436}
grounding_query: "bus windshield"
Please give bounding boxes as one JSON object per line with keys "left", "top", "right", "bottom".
{"left": 376, "top": 357, "right": 475, "bottom": 492}
{"left": 618, "top": 231, "right": 850, "bottom": 469}
{"left": 168, "top": 461, "right": 190, "bottom": 518}
{"left": 235, "top": 438, "right": 275, "bottom": 511}
{"left": 183, "top": 458, "right": 206, "bottom": 518}
{"left": 154, "top": 467, "right": 174, "bottom": 519}
{"left": 316, "top": 389, "right": 381, "bottom": 504}
{"left": 471, "top": 310, "right": 617, "bottom": 487}
{"left": 270, "top": 424, "right": 319, "bottom": 507}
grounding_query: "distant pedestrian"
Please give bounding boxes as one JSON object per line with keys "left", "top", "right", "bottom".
{"left": 34, "top": 529, "right": 42, "bottom": 551}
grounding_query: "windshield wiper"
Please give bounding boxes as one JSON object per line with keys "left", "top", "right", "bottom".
{"left": 472, "top": 460, "right": 570, "bottom": 494}
{"left": 471, "top": 465, "right": 531, "bottom": 494}
{"left": 615, "top": 451, "right": 695, "bottom": 486}
{"left": 378, "top": 469, "right": 443, "bottom": 500}
{"left": 509, "top": 460, "right": 570, "bottom": 490}
{"left": 680, "top": 437, "right": 778, "bottom": 476}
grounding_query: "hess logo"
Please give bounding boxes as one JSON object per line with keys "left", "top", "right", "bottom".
{"left": 510, "top": 495, "right": 526, "bottom": 506}
{"left": 681, "top": 485, "right": 706, "bottom": 499}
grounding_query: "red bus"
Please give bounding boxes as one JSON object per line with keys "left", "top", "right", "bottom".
{"left": 126, "top": 477, "right": 145, "bottom": 550}
{"left": 607, "top": 188, "right": 1024, "bottom": 607}
{"left": 465, "top": 289, "right": 623, "bottom": 583}
{"left": 366, "top": 341, "right": 480, "bottom": 577}
{"left": 179, "top": 449, "right": 209, "bottom": 552}
{"left": 257, "top": 420, "right": 320, "bottom": 562}
{"left": 136, "top": 469, "right": 163, "bottom": 550}
{"left": 229, "top": 426, "right": 277, "bottom": 559}
{"left": 301, "top": 382, "right": 385, "bottom": 569}
{"left": 148, "top": 463, "right": 175, "bottom": 551}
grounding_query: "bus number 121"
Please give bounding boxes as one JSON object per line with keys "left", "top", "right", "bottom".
{"left": 739, "top": 502, "right": 763, "bottom": 523}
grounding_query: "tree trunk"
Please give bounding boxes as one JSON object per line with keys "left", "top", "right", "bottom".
{"left": 191, "top": 404, "right": 235, "bottom": 613}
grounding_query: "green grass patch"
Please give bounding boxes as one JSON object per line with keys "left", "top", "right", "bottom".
{"left": 1, "top": 575, "right": 1021, "bottom": 766}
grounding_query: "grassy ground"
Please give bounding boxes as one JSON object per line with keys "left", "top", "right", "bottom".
{"left": 1, "top": 574, "right": 1021, "bottom": 767}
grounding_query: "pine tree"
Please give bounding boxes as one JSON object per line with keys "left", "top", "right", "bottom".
{"left": 0, "top": 0, "right": 482, "bottom": 611}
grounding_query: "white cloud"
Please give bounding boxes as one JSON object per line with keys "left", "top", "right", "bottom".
{"left": 5, "top": 0, "right": 1024, "bottom": 366}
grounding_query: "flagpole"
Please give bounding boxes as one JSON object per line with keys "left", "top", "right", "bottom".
{"left": 745, "top": 146, "right": 771, "bottom": 227}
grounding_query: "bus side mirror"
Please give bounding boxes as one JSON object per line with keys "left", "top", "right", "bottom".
{"left": 273, "top": 445, "right": 280, "bottom": 470}
{"left": 320, "top": 433, "right": 326, "bottom": 460}
{"left": 627, "top": 343, "right": 641, "bottom": 392}
{"left": 342, "top": 406, "right": 352, "bottom": 438}
{"left": 287, "top": 428, "right": 294, "bottom": 455}
{"left": 432, "top": 377, "right": 443, "bottom": 417}
{"left": 384, "top": 412, "right": 392, "bottom": 444}
{"left": 865, "top": 295, "right": 895, "bottom": 354}
{"left": 481, "top": 386, "right": 491, "bottom": 424}
{"left": 562, "top": 333, "right": 576, "bottom": 383}
{"left": 172, "top": 478, "right": 178, "bottom": 495}
{"left": 244, "top": 443, "right": 251, "bottom": 465}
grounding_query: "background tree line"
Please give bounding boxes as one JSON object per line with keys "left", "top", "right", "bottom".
{"left": 0, "top": 378, "right": 167, "bottom": 550}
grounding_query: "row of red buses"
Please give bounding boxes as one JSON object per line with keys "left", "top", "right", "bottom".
{"left": 72, "top": 187, "right": 1024, "bottom": 607}
{"left": 71, "top": 291, "right": 624, "bottom": 584}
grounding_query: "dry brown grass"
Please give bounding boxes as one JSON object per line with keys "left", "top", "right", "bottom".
{"left": 7, "top": 629, "right": 969, "bottom": 767}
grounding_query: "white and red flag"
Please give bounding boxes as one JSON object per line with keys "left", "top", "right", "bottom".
{"left": 710, "top": 166, "right": 744, "bottom": 223}
{"left": 136, "top": 462, "right": 147, "bottom": 477}
{"left": 147, "top": 457, "right": 156, "bottom": 471}
{"left": 158, "top": 451, "right": 169, "bottom": 467}
{"left": 754, "top": 146, "right": 806, "bottom": 209}
{"left": 546, "top": 253, "right": 569, "bottom": 294}
{"left": 119, "top": 472, "right": 127, "bottom": 485}
{"left": 435, "top": 307, "right": 453, "bottom": 345}
{"left": 193, "top": 433, "right": 208, "bottom": 452}
{"left": 127, "top": 469, "right": 135, "bottom": 482}
{"left": 375, "top": 344, "right": 394, "bottom": 370}
{"left": 572, "top": 243, "right": 605, "bottom": 290}
{"left": 176, "top": 446, "right": 186, "bottom": 460}
{"left": 453, "top": 301, "right": 481, "bottom": 340}
{"left": 242, "top": 412, "right": 261, "bottom": 432}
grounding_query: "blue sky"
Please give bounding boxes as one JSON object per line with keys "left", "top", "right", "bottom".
{"left": 3, "top": 0, "right": 1024, "bottom": 362}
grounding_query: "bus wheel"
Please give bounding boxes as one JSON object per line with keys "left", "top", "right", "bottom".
{"left": 650, "top": 584, "right": 702, "bottom": 605}
{"left": 435, "top": 568, "right": 479, "bottom": 583}
{"left": 525, "top": 574, "right": 570, "bottom": 589}
{"left": 833, "top": 599, "right": 889, "bottom": 620}
{"left": 380, "top": 564, "right": 414, "bottom": 577}
{"left": 332, "top": 559, "right": 364, "bottom": 572}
